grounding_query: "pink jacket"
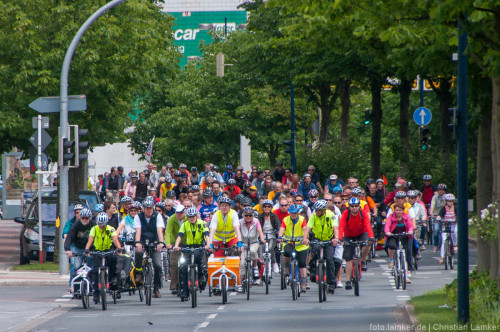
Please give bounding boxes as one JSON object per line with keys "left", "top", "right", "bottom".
{"left": 384, "top": 212, "right": 414, "bottom": 234}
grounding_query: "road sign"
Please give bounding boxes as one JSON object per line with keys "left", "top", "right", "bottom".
{"left": 29, "top": 147, "right": 49, "bottom": 173}
{"left": 32, "top": 117, "right": 49, "bottom": 129}
{"left": 413, "top": 107, "right": 432, "bottom": 126}
{"left": 29, "top": 129, "right": 52, "bottom": 150}
{"left": 29, "top": 95, "right": 86, "bottom": 113}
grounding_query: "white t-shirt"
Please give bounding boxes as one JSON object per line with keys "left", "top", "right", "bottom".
{"left": 133, "top": 213, "right": 165, "bottom": 229}
{"left": 209, "top": 210, "right": 240, "bottom": 230}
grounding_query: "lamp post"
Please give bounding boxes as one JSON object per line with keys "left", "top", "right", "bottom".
{"left": 199, "top": 19, "right": 251, "bottom": 172}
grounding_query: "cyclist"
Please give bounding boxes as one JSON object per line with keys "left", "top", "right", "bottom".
{"left": 298, "top": 174, "right": 316, "bottom": 198}
{"left": 117, "top": 201, "right": 140, "bottom": 251}
{"left": 222, "top": 165, "right": 234, "bottom": 184}
{"left": 419, "top": 175, "right": 436, "bottom": 209}
{"left": 386, "top": 191, "right": 412, "bottom": 218}
{"left": 248, "top": 185, "right": 260, "bottom": 206}
{"left": 135, "top": 171, "right": 150, "bottom": 203}
{"left": 165, "top": 205, "right": 187, "bottom": 295}
{"left": 273, "top": 196, "right": 290, "bottom": 223}
{"left": 199, "top": 189, "right": 218, "bottom": 223}
{"left": 252, "top": 171, "right": 265, "bottom": 195}
{"left": 119, "top": 196, "right": 132, "bottom": 219}
{"left": 106, "top": 167, "right": 122, "bottom": 205}
{"left": 407, "top": 190, "right": 426, "bottom": 254}
{"left": 159, "top": 174, "right": 175, "bottom": 200}
{"left": 437, "top": 193, "right": 457, "bottom": 264}
{"left": 103, "top": 201, "right": 120, "bottom": 230}
{"left": 430, "top": 183, "right": 447, "bottom": 252}
{"left": 224, "top": 178, "right": 242, "bottom": 199}
{"left": 124, "top": 174, "right": 138, "bottom": 200}
{"left": 211, "top": 182, "right": 223, "bottom": 202}
{"left": 190, "top": 167, "right": 200, "bottom": 186}
{"left": 305, "top": 188, "right": 320, "bottom": 214}
{"left": 85, "top": 212, "right": 122, "bottom": 304}
{"left": 268, "top": 182, "right": 283, "bottom": 203}
{"left": 258, "top": 199, "right": 281, "bottom": 274}
{"left": 62, "top": 204, "right": 84, "bottom": 240}
{"left": 338, "top": 197, "right": 374, "bottom": 290}
{"left": 324, "top": 174, "right": 342, "bottom": 195}
{"left": 238, "top": 206, "right": 266, "bottom": 291}
{"left": 207, "top": 196, "right": 243, "bottom": 257}
{"left": 303, "top": 200, "right": 340, "bottom": 294}
{"left": 65, "top": 208, "right": 95, "bottom": 286}
{"left": 278, "top": 205, "right": 309, "bottom": 293}
{"left": 133, "top": 196, "right": 165, "bottom": 298}
{"left": 173, "top": 207, "right": 209, "bottom": 298}
{"left": 385, "top": 203, "right": 414, "bottom": 283}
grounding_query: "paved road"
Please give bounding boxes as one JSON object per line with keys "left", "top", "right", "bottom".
{"left": 1, "top": 244, "right": 476, "bottom": 332}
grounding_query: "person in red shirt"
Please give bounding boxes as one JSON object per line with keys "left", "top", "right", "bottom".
{"left": 273, "top": 196, "right": 290, "bottom": 222}
{"left": 223, "top": 178, "right": 241, "bottom": 199}
{"left": 338, "top": 197, "right": 374, "bottom": 290}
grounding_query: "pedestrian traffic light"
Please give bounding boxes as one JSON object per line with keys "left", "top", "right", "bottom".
{"left": 363, "top": 109, "right": 371, "bottom": 125}
{"left": 62, "top": 137, "right": 75, "bottom": 166}
{"left": 420, "top": 126, "right": 430, "bottom": 150}
{"left": 75, "top": 127, "right": 89, "bottom": 166}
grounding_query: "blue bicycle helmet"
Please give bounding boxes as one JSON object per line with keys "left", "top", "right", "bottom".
{"left": 95, "top": 204, "right": 104, "bottom": 213}
{"left": 288, "top": 205, "right": 301, "bottom": 214}
{"left": 142, "top": 196, "right": 155, "bottom": 208}
{"left": 348, "top": 197, "right": 360, "bottom": 205}
{"left": 218, "top": 196, "right": 232, "bottom": 206}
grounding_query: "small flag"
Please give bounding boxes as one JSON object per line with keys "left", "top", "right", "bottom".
{"left": 382, "top": 174, "right": 388, "bottom": 185}
{"left": 145, "top": 136, "right": 155, "bottom": 162}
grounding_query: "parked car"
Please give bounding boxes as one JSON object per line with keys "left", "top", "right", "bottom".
{"left": 78, "top": 190, "right": 103, "bottom": 215}
{"left": 14, "top": 197, "right": 88, "bottom": 264}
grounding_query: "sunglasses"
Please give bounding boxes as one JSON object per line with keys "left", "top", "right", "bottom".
{"left": 350, "top": 205, "right": 360, "bottom": 208}
{"left": 124, "top": 203, "right": 131, "bottom": 206}
{"left": 341, "top": 198, "right": 349, "bottom": 201}
{"left": 81, "top": 217, "right": 91, "bottom": 220}
{"left": 333, "top": 202, "right": 342, "bottom": 205}
{"left": 244, "top": 214, "right": 254, "bottom": 217}
{"left": 280, "top": 204, "right": 289, "bottom": 207}
{"left": 155, "top": 209, "right": 163, "bottom": 213}
{"left": 324, "top": 199, "right": 332, "bottom": 201}
{"left": 295, "top": 200, "right": 303, "bottom": 203}
{"left": 263, "top": 205, "right": 272, "bottom": 208}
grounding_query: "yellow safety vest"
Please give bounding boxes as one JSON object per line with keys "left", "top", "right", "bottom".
{"left": 90, "top": 225, "right": 116, "bottom": 251}
{"left": 283, "top": 215, "right": 309, "bottom": 252}
{"left": 179, "top": 219, "right": 208, "bottom": 245}
{"left": 214, "top": 210, "right": 236, "bottom": 242}
{"left": 390, "top": 202, "right": 412, "bottom": 215}
{"left": 308, "top": 210, "right": 337, "bottom": 241}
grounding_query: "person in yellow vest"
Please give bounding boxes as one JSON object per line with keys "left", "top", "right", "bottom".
{"left": 159, "top": 174, "right": 175, "bottom": 200}
{"left": 119, "top": 196, "right": 132, "bottom": 219}
{"left": 85, "top": 212, "right": 122, "bottom": 304}
{"left": 207, "top": 196, "right": 243, "bottom": 257}
{"left": 302, "top": 199, "right": 340, "bottom": 294}
{"left": 277, "top": 204, "right": 309, "bottom": 293}
{"left": 174, "top": 207, "right": 209, "bottom": 299}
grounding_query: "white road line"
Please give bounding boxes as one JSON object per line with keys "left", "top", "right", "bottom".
{"left": 374, "top": 259, "right": 386, "bottom": 263}
{"left": 230, "top": 292, "right": 237, "bottom": 296}
{"left": 207, "top": 314, "right": 217, "bottom": 319}
{"left": 55, "top": 299, "right": 71, "bottom": 302}
{"left": 414, "top": 271, "right": 442, "bottom": 275}
{"left": 112, "top": 313, "right": 141, "bottom": 317}
{"left": 217, "top": 306, "right": 225, "bottom": 310}
{"left": 62, "top": 294, "right": 73, "bottom": 298}
{"left": 199, "top": 322, "right": 210, "bottom": 328}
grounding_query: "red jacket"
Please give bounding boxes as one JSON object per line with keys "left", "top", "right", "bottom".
{"left": 338, "top": 209, "right": 374, "bottom": 240}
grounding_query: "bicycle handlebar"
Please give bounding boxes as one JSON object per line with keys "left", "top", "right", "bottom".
{"left": 310, "top": 240, "right": 333, "bottom": 246}
{"left": 387, "top": 233, "right": 412, "bottom": 238}
{"left": 342, "top": 240, "right": 370, "bottom": 246}
{"left": 180, "top": 247, "right": 206, "bottom": 253}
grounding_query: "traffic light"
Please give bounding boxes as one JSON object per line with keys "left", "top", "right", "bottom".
{"left": 75, "top": 127, "right": 89, "bottom": 166}
{"left": 420, "top": 126, "right": 430, "bottom": 150}
{"left": 283, "top": 140, "right": 292, "bottom": 154}
{"left": 62, "top": 137, "right": 75, "bottom": 166}
{"left": 363, "top": 109, "right": 371, "bottom": 125}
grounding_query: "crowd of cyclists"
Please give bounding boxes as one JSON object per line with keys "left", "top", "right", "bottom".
{"left": 63, "top": 162, "right": 458, "bottom": 304}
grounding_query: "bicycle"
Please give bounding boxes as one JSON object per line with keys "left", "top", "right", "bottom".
{"left": 70, "top": 254, "right": 92, "bottom": 309}
{"left": 208, "top": 245, "right": 239, "bottom": 305}
{"left": 136, "top": 240, "right": 165, "bottom": 306}
{"left": 342, "top": 240, "right": 369, "bottom": 296}
{"left": 310, "top": 240, "right": 332, "bottom": 303}
{"left": 369, "top": 218, "right": 377, "bottom": 260}
{"left": 161, "top": 249, "right": 170, "bottom": 282}
{"left": 88, "top": 250, "right": 116, "bottom": 311}
{"left": 388, "top": 233, "right": 411, "bottom": 290}
{"left": 242, "top": 239, "right": 260, "bottom": 301}
{"left": 178, "top": 247, "right": 206, "bottom": 308}
{"left": 261, "top": 233, "right": 275, "bottom": 295}
{"left": 442, "top": 221, "right": 456, "bottom": 270}
{"left": 279, "top": 238, "right": 301, "bottom": 301}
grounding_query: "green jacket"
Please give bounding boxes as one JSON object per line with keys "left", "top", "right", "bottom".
{"left": 164, "top": 214, "right": 187, "bottom": 245}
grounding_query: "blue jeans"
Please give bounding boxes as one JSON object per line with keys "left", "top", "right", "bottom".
{"left": 432, "top": 219, "right": 441, "bottom": 247}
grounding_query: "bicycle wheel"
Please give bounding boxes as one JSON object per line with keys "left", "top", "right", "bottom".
{"left": 448, "top": 240, "right": 454, "bottom": 270}
{"left": 81, "top": 280, "right": 89, "bottom": 309}
{"left": 221, "top": 274, "right": 227, "bottom": 304}
{"left": 190, "top": 268, "right": 197, "bottom": 308}
{"left": 318, "top": 262, "right": 324, "bottom": 303}
{"left": 112, "top": 290, "right": 117, "bottom": 304}
{"left": 280, "top": 258, "right": 286, "bottom": 290}
{"left": 264, "top": 258, "right": 269, "bottom": 295}
{"left": 100, "top": 270, "right": 107, "bottom": 311}
{"left": 245, "top": 262, "right": 251, "bottom": 300}
{"left": 371, "top": 242, "right": 376, "bottom": 259}
{"left": 444, "top": 239, "right": 449, "bottom": 270}
{"left": 145, "top": 266, "right": 152, "bottom": 306}
{"left": 354, "top": 262, "right": 360, "bottom": 296}
{"left": 400, "top": 251, "right": 407, "bottom": 290}
{"left": 291, "top": 261, "right": 297, "bottom": 301}
{"left": 138, "top": 287, "right": 144, "bottom": 302}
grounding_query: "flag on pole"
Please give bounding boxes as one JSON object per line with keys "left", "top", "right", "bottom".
{"left": 145, "top": 136, "right": 155, "bottom": 162}
{"left": 382, "top": 174, "right": 388, "bottom": 185}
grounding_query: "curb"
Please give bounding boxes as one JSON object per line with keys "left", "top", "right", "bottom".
{"left": 402, "top": 302, "right": 421, "bottom": 331}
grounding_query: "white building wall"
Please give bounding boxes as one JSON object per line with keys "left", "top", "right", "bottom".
{"left": 88, "top": 141, "right": 146, "bottom": 179}
{"left": 158, "top": 0, "right": 246, "bottom": 12}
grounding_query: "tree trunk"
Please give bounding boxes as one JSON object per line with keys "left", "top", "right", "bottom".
{"left": 476, "top": 82, "right": 493, "bottom": 273}
{"left": 492, "top": 76, "right": 500, "bottom": 285}
{"left": 438, "top": 78, "right": 453, "bottom": 154}
{"left": 318, "top": 83, "right": 339, "bottom": 144}
{"left": 399, "top": 77, "right": 411, "bottom": 174}
{"left": 370, "top": 76, "right": 383, "bottom": 179}
{"left": 339, "top": 77, "right": 351, "bottom": 141}
{"left": 267, "top": 143, "right": 279, "bottom": 168}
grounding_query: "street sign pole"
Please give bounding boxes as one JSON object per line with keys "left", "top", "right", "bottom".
{"left": 58, "top": 0, "right": 127, "bottom": 275}
{"left": 37, "top": 115, "right": 43, "bottom": 264}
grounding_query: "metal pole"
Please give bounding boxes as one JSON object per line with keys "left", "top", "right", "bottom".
{"left": 290, "top": 81, "right": 296, "bottom": 173}
{"left": 37, "top": 115, "right": 43, "bottom": 264}
{"left": 59, "top": 0, "right": 127, "bottom": 274}
{"left": 419, "top": 77, "right": 424, "bottom": 107}
{"left": 456, "top": 17, "right": 469, "bottom": 325}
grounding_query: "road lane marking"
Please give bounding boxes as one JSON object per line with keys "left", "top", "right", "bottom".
{"left": 62, "top": 294, "right": 72, "bottom": 298}
{"left": 217, "top": 306, "right": 225, "bottom": 310}
{"left": 55, "top": 299, "right": 71, "bottom": 302}
{"left": 230, "top": 292, "right": 237, "bottom": 296}
{"left": 207, "top": 314, "right": 217, "bottom": 319}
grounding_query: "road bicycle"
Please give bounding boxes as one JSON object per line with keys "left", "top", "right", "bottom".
{"left": 342, "top": 240, "right": 369, "bottom": 296}
{"left": 310, "top": 240, "right": 332, "bottom": 303}
{"left": 261, "top": 233, "right": 275, "bottom": 295}
{"left": 442, "top": 221, "right": 456, "bottom": 270}
{"left": 389, "top": 233, "right": 411, "bottom": 290}
{"left": 89, "top": 250, "right": 116, "bottom": 310}
{"left": 279, "top": 238, "right": 301, "bottom": 301}
{"left": 178, "top": 247, "right": 206, "bottom": 308}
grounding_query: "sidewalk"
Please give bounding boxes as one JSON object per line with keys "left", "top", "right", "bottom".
{"left": 0, "top": 268, "right": 69, "bottom": 286}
